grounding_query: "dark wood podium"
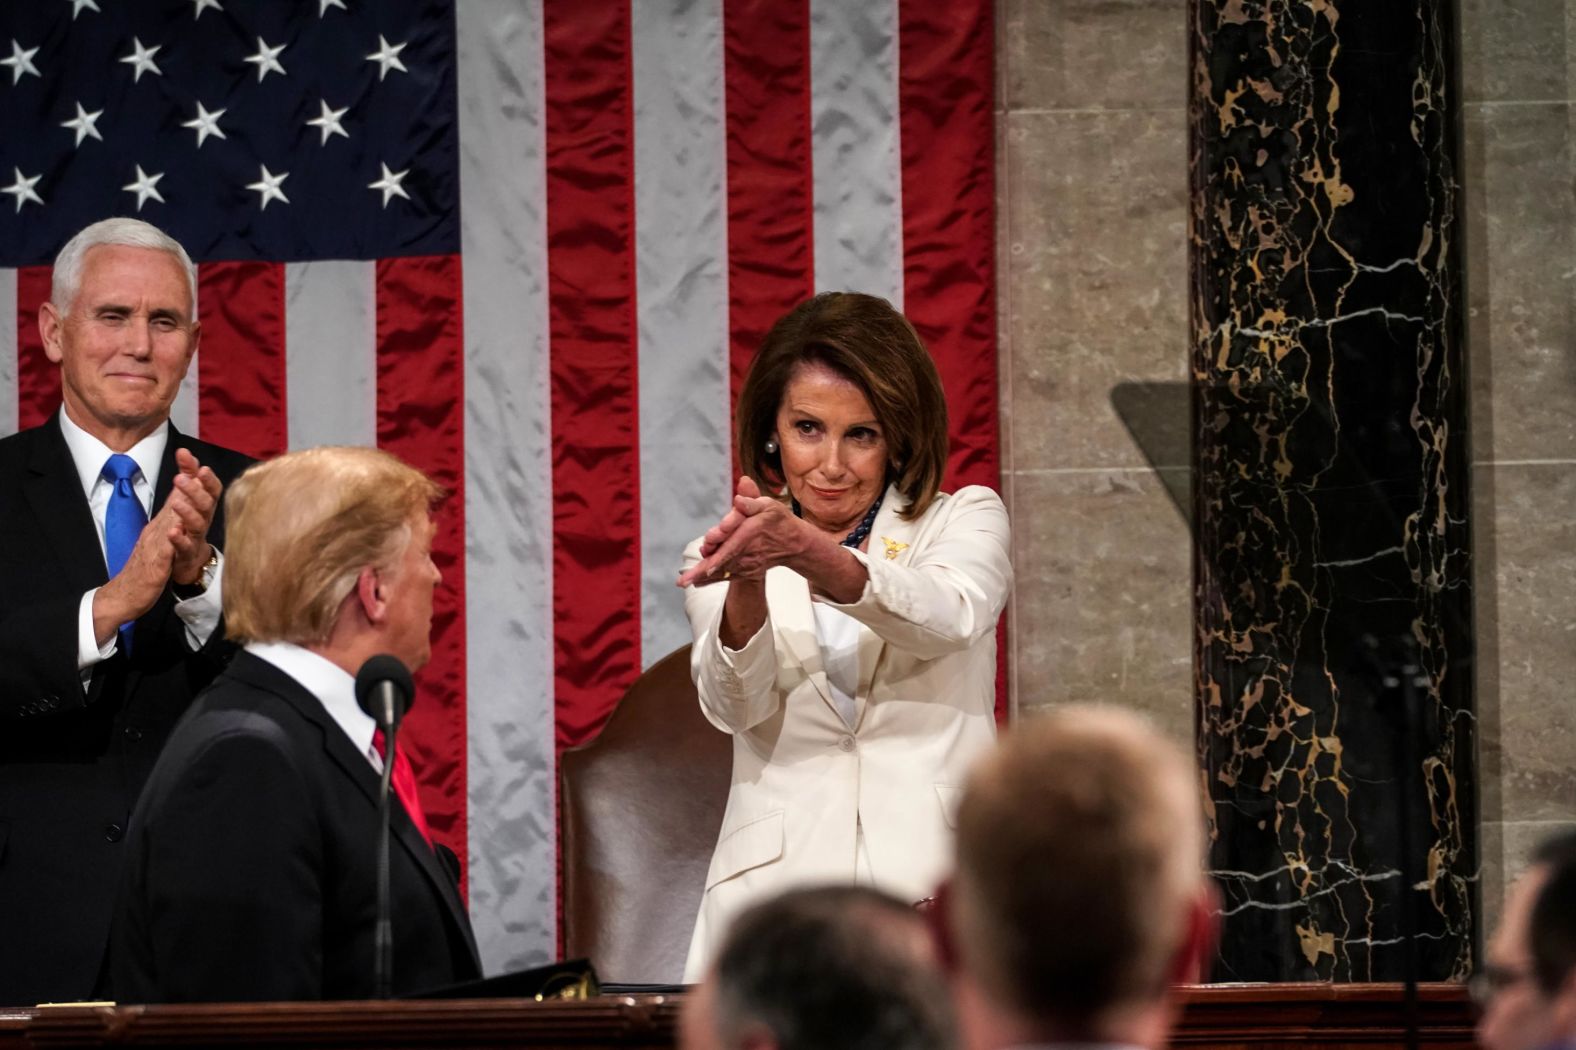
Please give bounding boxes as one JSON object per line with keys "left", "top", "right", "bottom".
{"left": 0, "top": 983, "right": 1475, "bottom": 1049}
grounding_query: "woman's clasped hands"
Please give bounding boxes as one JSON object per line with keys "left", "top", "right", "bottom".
{"left": 676, "top": 476, "right": 812, "bottom": 588}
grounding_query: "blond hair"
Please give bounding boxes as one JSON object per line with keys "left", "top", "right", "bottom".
{"left": 223, "top": 446, "right": 443, "bottom": 645}
{"left": 951, "top": 706, "right": 1205, "bottom": 1031}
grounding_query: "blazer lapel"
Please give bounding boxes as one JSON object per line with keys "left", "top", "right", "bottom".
{"left": 853, "top": 484, "right": 914, "bottom": 727}
{"left": 765, "top": 564, "right": 836, "bottom": 713}
{"left": 22, "top": 414, "right": 106, "bottom": 597}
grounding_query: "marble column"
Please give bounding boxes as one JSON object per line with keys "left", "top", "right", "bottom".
{"left": 1189, "top": 1, "right": 1476, "bottom": 980}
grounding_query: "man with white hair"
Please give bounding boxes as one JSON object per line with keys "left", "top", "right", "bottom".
{"left": 0, "top": 218, "right": 252, "bottom": 1005}
{"left": 933, "top": 706, "right": 1217, "bottom": 1050}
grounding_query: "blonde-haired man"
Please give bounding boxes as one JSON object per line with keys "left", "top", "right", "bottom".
{"left": 110, "top": 446, "right": 480, "bottom": 1002}
{"left": 933, "top": 707, "right": 1216, "bottom": 1050}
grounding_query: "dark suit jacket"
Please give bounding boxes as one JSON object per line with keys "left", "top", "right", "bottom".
{"left": 110, "top": 651, "right": 482, "bottom": 1002}
{"left": 0, "top": 414, "right": 253, "bottom": 1006}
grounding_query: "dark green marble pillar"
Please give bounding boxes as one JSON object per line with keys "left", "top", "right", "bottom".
{"left": 1189, "top": 0, "right": 1476, "bottom": 980}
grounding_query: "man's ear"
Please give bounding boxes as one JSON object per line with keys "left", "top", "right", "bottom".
{"left": 355, "top": 565, "right": 386, "bottom": 624}
{"left": 39, "top": 301, "right": 65, "bottom": 365}
{"left": 1167, "top": 883, "right": 1220, "bottom": 986}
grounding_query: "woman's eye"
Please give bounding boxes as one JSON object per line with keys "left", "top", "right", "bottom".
{"left": 795, "top": 420, "right": 817, "bottom": 435}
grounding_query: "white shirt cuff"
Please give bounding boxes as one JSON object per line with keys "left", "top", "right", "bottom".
{"left": 172, "top": 550, "right": 225, "bottom": 649}
{"left": 78, "top": 588, "right": 118, "bottom": 686}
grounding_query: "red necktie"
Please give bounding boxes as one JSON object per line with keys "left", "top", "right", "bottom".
{"left": 372, "top": 729, "right": 434, "bottom": 848}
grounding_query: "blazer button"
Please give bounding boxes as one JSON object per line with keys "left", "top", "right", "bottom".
{"left": 104, "top": 823, "right": 125, "bottom": 843}
{"left": 123, "top": 726, "right": 144, "bottom": 742}
{"left": 838, "top": 735, "right": 856, "bottom": 753}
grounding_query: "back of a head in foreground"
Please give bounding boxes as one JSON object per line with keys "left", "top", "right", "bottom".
{"left": 694, "top": 884, "right": 954, "bottom": 1050}
{"left": 222, "top": 445, "right": 442, "bottom": 646}
{"left": 950, "top": 705, "right": 1209, "bottom": 1036}
{"left": 1531, "top": 833, "right": 1576, "bottom": 1004}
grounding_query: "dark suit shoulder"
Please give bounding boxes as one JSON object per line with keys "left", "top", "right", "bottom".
{"left": 0, "top": 422, "right": 58, "bottom": 474}
{"left": 168, "top": 431, "right": 256, "bottom": 482}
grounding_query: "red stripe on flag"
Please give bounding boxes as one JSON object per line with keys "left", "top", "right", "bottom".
{"left": 17, "top": 267, "right": 58, "bottom": 430}
{"left": 543, "top": 0, "right": 641, "bottom": 751}
{"left": 723, "top": 0, "right": 815, "bottom": 424}
{"left": 196, "top": 262, "right": 287, "bottom": 459}
{"left": 897, "top": 2, "right": 1007, "bottom": 722}
{"left": 376, "top": 254, "right": 469, "bottom": 891}
{"left": 898, "top": 0, "right": 998, "bottom": 491}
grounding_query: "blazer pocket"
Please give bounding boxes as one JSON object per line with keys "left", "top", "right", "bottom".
{"left": 705, "top": 810, "right": 785, "bottom": 890}
{"left": 934, "top": 785, "right": 963, "bottom": 829}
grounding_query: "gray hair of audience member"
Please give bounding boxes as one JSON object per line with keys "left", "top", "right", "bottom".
{"left": 950, "top": 705, "right": 1207, "bottom": 1033}
{"left": 1530, "top": 831, "right": 1576, "bottom": 996}
{"left": 51, "top": 217, "right": 199, "bottom": 316}
{"left": 710, "top": 884, "right": 954, "bottom": 1050}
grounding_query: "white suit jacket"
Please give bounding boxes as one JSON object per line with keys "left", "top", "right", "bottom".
{"left": 681, "top": 484, "right": 1012, "bottom": 979}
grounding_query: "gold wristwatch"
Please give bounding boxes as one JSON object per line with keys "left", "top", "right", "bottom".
{"left": 171, "top": 546, "right": 218, "bottom": 600}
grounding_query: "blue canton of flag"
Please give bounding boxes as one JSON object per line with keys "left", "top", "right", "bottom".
{"left": 0, "top": 0, "right": 458, "bottom": 265}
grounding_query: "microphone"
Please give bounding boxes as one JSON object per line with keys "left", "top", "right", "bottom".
{"left": 355, "top": 654, "right": 415, "bottom": 732}
{"left": 354, "top": 654, "right": 414, "bottom": 999}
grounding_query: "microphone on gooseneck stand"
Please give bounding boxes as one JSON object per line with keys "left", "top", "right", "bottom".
{"left": 354, "top": 653, "right": 416, "bottom": 1000}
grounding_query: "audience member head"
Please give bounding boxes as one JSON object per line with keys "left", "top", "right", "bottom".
{"left": 223, "top": 446, "right": 443, "bottom": 673}
{"left": 937, "top": 705, "right": 1215, "bottom": 1050}
{"left": 40, "top": 218, "right": 201, "bottom": 449}
{"left": 681, "top": 884, "right": 954, "bottom": 1050}
{"left": 1479, "top": 831, "right": 1576, "bottom": 1050}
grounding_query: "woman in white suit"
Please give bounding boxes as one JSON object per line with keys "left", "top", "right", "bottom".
{"left": 677, "top": 292, "right": 1013, "bottom": 979}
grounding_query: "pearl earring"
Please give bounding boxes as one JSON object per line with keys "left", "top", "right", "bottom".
{"left": 765, "top": 438, "right": 779, "bottom": 454}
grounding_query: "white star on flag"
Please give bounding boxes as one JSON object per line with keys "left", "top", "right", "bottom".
{"left": 368, "top": 163, "right": 411, "bottom": 207}
{"left": 2, "top": 168, "right": 43, "bottom": 212}
{"left": 121, "top": 165, "right": 165, "bottom": 211}
{"left": 119, "top": 38, "right": 162, "bottom": 82}
{"left": 61, "top": 103, "right": 104, "bottom": 146}
{"left": 320, "top": 0, "right": 347, "bottom": 13}
{"left": 192, "top": 0, "right": 223, "bottom": 17}
{"left": 68, "top": 0, "right": 102, "bottom": 19}
{"left": 365, "top": 35, "right": 408, "bottom": 81}
{"left": 245, "top": 165, "right": 290, "bottom": 210}
{"left": 244, "top": 37, "right": 287, "bottom": 82}
{"left": 181, "top": 101, "right": 227, "bottom": 147}
{"left": 2, "top": 41, "right": 41, "bottom": 85}
{"left": 306, "top": 99, "right": 350, "bottom": 145}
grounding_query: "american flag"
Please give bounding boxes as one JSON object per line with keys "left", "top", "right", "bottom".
{"left": 0, "top": 0, "right": 997, "bottom": 973}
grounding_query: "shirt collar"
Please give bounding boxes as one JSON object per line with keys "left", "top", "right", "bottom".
{"left": 58, "top": 410, "right": 169, "bottom": 499}
{"left": 245, "top": 640, "right": 378, "bottom": 766}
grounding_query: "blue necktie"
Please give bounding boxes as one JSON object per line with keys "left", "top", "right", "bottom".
{"left": 101, "top": 453, "right": 147, "bottom": 655}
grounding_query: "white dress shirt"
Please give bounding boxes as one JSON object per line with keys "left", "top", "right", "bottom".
{"left": 246, "top": 641, "right": 383, "bottom": 772}
{"left": 60, "top": 411, "right": 225, "bottom": 680}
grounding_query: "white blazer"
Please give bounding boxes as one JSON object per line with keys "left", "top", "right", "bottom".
{"left": 680, "top": 484, "right": 1012, "bottom": 979}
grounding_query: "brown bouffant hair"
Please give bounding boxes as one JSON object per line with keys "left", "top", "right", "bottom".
{"left": 735, "top": 292, "right": 949, "bottom": 520}
{"left": 223, "top": 446, "right": 443, "bottom": 646}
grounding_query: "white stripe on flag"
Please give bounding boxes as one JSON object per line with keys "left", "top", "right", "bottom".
{"left": 457, "top": 0, "right": 557, "bottom": 973}
{"left": 284, "top": 260, "right": 377, "bottom": 450}
{"left": 0, "top": 269, "right": 16, "bottom": 437}
{"left": 810, "top": 0, "right": 905, "bottom": 305}
{"left": 633, "top": 0, "right": 730, "bottom": 669}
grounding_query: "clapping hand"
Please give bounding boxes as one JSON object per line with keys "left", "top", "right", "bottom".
{"left": 678, "top": 476, "right": 808, "bottom": 588}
